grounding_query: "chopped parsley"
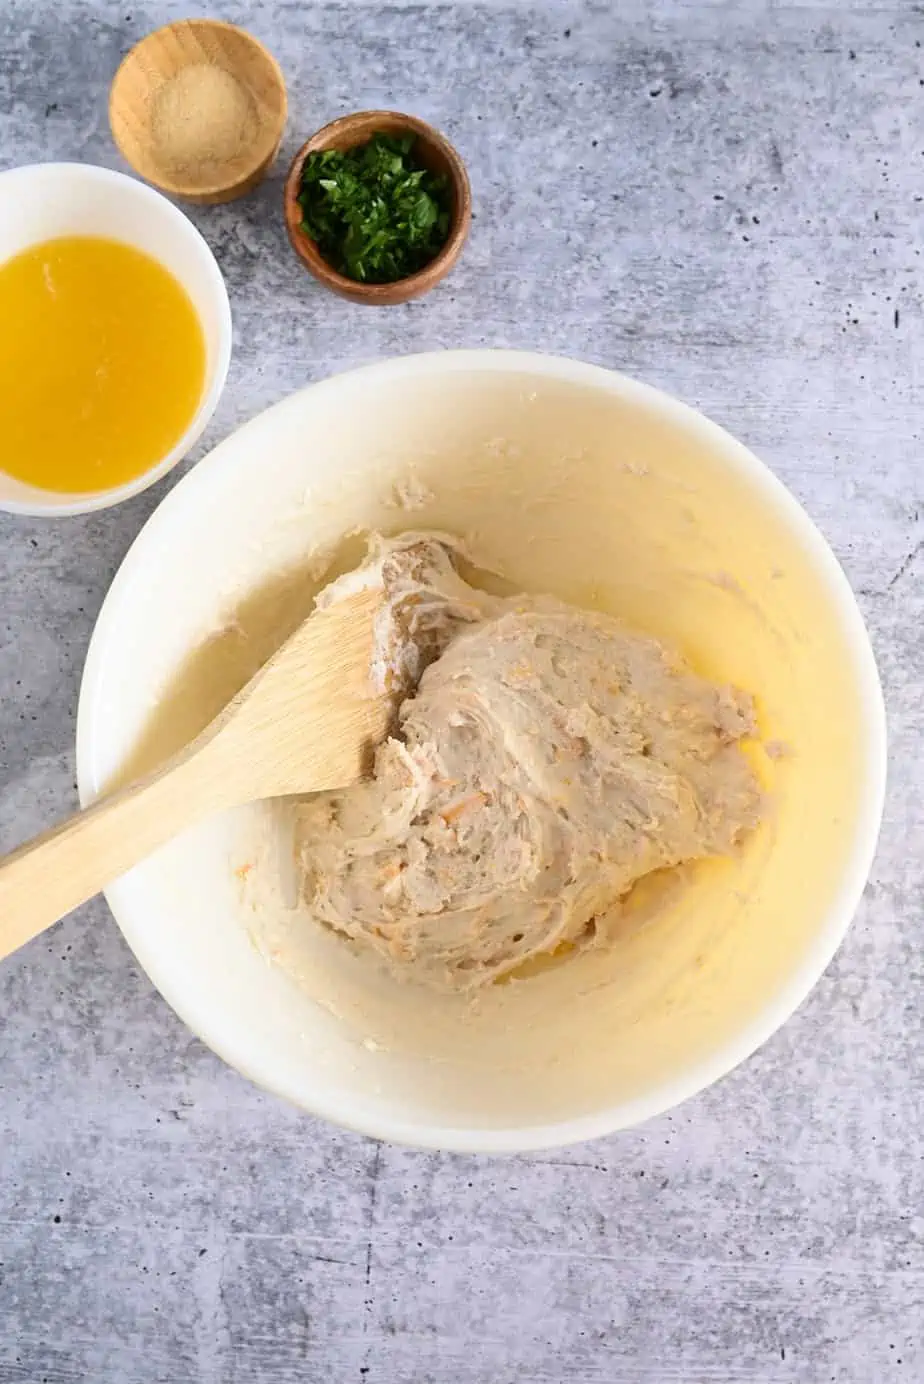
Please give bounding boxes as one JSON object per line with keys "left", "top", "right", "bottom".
{"left": 297, "top": 133, "right": 452, "bottom": 285}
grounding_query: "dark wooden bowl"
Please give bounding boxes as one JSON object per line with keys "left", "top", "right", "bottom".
{"left": 283, "top": 111, "right": 472, "bottom": 306}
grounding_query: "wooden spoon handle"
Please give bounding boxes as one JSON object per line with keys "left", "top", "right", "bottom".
{"left": 0, "top": 752, "right": 217, "bottom": 962}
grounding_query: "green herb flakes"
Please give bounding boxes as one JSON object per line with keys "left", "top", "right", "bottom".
{"left": 297, "top": 134, "right": 452, "bottom": 285}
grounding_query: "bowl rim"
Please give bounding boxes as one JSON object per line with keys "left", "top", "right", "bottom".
{"left": 283, "top": 111, "right": 472, "bottom": 304}
{"left": 108, "top": 18, "right": 289, "bottom": 202}
{"left": 76, "top": 349, "right": 888, "bottom": 1152}
{"left": 0, "top": 162, "right": 232, "bottom": 518}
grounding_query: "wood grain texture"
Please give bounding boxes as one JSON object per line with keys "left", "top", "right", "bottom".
{"left": 284, "top": 110, "right": 472, "bottom": 304}
{"left": 0, "top": 590, "right": 388, "bottom": 955}
{"left": 109, "top": 18, "right": 287, "bottom": 204}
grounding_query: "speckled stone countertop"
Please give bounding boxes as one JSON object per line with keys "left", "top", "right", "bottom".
{"left": 0, "top": 2, "right": 921, "bottom": 1381}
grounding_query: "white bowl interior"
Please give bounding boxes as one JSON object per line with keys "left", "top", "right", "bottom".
{"left": 76, "top": 353, "right": 884, "bottom": 1151}
{"left": 0, "top": 163, "right": 230, "bottom": 516}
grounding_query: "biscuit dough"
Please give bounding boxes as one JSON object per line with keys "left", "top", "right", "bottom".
{"left": 296, "top": 533, "right": 762, "bottom": 990}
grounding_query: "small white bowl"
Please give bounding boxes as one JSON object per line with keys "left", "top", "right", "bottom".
{"left": 77, "top": 351, "right": 885, "bottom": 1153}
{"left": 0, "top": 163, "right": 231, "bottom": 517}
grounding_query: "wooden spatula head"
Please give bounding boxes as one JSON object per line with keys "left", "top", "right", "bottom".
{"left": 203, "top": 586, "right": 394, "bottom": 801}
{"left": 0, "top": 586, "right": 393, "bottom": 962}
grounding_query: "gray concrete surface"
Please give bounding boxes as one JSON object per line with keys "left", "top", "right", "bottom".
{"left": 1, "top": 0, "right": 922, "bottom": 1380}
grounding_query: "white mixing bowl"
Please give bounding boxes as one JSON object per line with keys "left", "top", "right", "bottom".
{"left": 76, "top": 351, "right": 886, "bottom": 1152}
{"left": 0, "top": 163, "right": 231, "bottom": 517}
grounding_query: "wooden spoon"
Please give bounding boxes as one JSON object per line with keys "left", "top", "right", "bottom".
{"left": 0, "top": 590, "right": 390, "bottom": 963}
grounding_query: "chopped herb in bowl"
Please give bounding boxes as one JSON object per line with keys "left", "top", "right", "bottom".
{"left": 297, "top": 133, "right": 452, "bottom": 285}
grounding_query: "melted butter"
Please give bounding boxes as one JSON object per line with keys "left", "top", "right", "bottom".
{"left": 0, "top": 235, "right": 205, "bottom": 493}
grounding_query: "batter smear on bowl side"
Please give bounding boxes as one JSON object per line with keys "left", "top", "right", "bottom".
{"left": 296, "top": 532, "right": 763, "bottom": 991}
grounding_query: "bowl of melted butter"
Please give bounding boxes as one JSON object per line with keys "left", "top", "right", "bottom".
{"left": 0, "top": 162, "right": 231, "bottom": 516}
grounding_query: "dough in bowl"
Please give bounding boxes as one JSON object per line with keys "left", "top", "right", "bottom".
{"left": 296, "top": 532, "right": 762, "bottom": 990}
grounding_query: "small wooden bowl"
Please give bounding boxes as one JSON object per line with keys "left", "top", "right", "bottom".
{"left": 283, "top": 111, "right": 472, "bottom": 305}
{"left": 109, "top": 19, "right": 287, "bottom": 205}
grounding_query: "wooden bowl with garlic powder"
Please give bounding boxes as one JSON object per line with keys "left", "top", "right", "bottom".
{"left": 109, "top": 19, "right": 287, "bottom": 205}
